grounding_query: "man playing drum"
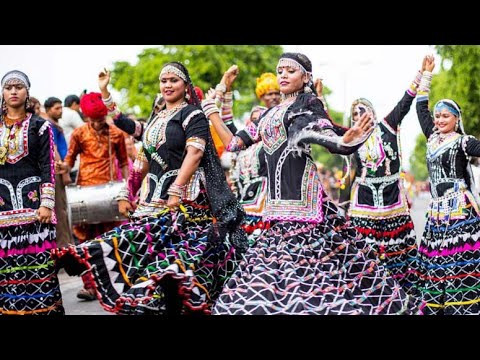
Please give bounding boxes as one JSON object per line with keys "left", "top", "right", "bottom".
{"left": 56, "top": 92, "right": 129, "bottom": 301}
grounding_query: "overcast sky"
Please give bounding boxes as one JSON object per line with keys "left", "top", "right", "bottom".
{"left": 0, "top": 45, "right": 436, "bottom": 170}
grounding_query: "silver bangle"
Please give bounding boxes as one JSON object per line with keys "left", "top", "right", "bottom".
{"left": 215, "top": 83, "right": 227, "bottom": 93}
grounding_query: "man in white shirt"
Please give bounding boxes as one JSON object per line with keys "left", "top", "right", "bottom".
{"left": 59, "top": 94, "right": 84, "bottom": 145}
{"left": 59, "top": 95, "right": 85, "bottom": 183}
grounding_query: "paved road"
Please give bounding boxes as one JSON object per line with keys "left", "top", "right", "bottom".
{"left": 59, "top": 193, "right": 431, "bottom": 315}
{"left": 410, "top": 191, "right": 430, "bottom": 244}
{"left": 58, "top": 270, "right": 111, "bottom": 315}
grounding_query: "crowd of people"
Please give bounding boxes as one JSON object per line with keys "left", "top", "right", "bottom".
{"left": 1, "top": 50, "right": 480, "bottom": 315}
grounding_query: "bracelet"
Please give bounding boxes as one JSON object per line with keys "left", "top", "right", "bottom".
{"left": 215, "top": 83, "right": 227, "bottom": 93}
{"left": 418, "top": 71, "right": 433, "bottom": 94}
{"left": 413, "top": 70, "right": 422, "bottom": 86}
{"left": 115, "top": 184, "right": 131, "bottom": 202}
{"left": 167, "top": 183, "right": 186, "bottom": 198}
{"left": 202, "top": 99, "right": 219, "bottom": 118}
{"left": 102, "top": 94, "right": 114, "bottom": 107}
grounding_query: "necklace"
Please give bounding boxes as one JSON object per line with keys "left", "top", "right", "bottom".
{"left": 437, "top": 132, "right": 455, "bottom": 144}
{"left": 159, "top": 101, "right": 188, "bottom": 119}
{"left": 0, "top": 121, "right": 22, "bottom": 165}
{"left": 281, "top": 91, "right": 301, "bottom": 101}
{"left": 4, "top": 114, "right": 26, "bottom": 126}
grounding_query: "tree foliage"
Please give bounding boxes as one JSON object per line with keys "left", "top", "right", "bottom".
{"left": 431, "top": 45, "right": 480, "bottom": 137}
{"left": 110, "top": 45, "right": 284, "bottom": 118}
{"left": 409, "top": 134, "right": 428, "bottom": 181}
{"left": 310, "top": 89, "right": 345, "bottom": 169}
{"left": 409, "top": 45, "right": 480, "bottom": 180}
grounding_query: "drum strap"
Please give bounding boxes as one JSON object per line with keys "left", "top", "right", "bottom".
{"left": 108, "top": 127, "right": 113, "bottom": 182}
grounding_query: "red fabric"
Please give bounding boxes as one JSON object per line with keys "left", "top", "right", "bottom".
{"left": 194, "top": 86, "right": 204, "bottom": 101}
{"left": 80, "top": 92, "right": 108, "bottom": 119}
{"left": 356, "top": 222, "right": 414, "bottom": 239}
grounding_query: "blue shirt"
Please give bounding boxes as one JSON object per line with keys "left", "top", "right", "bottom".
{"left": 51, "top": 125, "right": 68, "bottom": 160}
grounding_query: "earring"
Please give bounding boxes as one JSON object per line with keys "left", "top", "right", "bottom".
{"left": 185, "top": 91, "right": 191, "bottom": 100}
{"left": 455, "top": 121, "right": 459, "bottom": 131}
{"left": 304, "top": 85, "right": 312, "bottom": 93}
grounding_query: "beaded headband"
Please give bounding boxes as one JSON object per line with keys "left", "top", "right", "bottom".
{"left": 1, "top": 71, "right": 30, "bottom": 90}
{"left": 159, "top": 65, "right": 187, "bottom": 82}
{"left": 276, "top": 58, "right": 312, "bottom": 77}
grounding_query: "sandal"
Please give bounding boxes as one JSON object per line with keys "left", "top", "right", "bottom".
{"left": 76, "top": 288, "right": 96, "bottom": 301}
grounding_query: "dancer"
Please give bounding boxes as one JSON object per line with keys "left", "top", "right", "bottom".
{"left": 414, "top": 55, "right": 480, "bottom": 314}
{"left": 214, "top": 68, "right": 279, "bottom": 243}
{"left": 52, "top": 62, "right": 246, "bottom": 314}
{"left": 204, "top": 52, "right": 424, "bottom": 314}
{"left": 0, "top": 70, "right": 64, "bottom": 314}
{"left": 346, "top": 57, "right": 427, "bottom": 290}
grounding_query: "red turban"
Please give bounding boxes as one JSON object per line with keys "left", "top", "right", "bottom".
{"left": 80, "top": 92, "right": 108, "bottom": 119}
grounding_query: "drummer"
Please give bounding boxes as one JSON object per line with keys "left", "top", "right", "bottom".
{"left": 56, "top": 92, "right": 129, "bottom": 301}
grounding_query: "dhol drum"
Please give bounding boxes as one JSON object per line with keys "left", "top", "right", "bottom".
{"left": 66, "top": 181, "right": 128, "bottom": 225}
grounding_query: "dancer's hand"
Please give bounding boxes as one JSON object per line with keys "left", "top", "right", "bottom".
{"left": 343, "top": 112, "right": 373, "bottom": 144}
{"left": 421, "top": 56, "right": 428, "bottom": 73}
{"left": 167, "top": 195, "right": 181, "bottom": 212}
{"left": 98, "top": 68, "right": 111, "bottom": 92}
{"left": 425, "top": 55, "right": 435, "bottom": 72}
{"left": 222, "top": 65, "right": 239, "bottom": 91}
{"left": 37, "top": 206, "right": 52, "bottom": 224}
{"left": 206, "top": 88, "right": 216, "bottom": 100}
{"left": 118, "top": 200, "right": 134, "bottom": 218}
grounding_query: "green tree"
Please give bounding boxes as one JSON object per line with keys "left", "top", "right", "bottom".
{"left": 409, "top": 134, "right": 428, "bottom": 181}
{"left": 310, "top": 86, "right": 345, "bottom": 169}
{"left": 110, "top": 45, "right": 283, "bottom": 118}
{"left": 431, "top": 45, "right": 480, "bottom": 137}
{"left": 409, "top": 45, "right": 480, "bottom": 179}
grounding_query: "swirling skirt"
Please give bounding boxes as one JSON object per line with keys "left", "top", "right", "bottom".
{"left": 0, "top": 222, "right": 64, "bottom": 315}
{"left": 413, "top": 204, "right": 480, "bottom": 315}
{"left": 52, "top": 196, "right": 242, "bottom": 315}
{"left": 351, "top": 215, "right": 418, "bottom": 291}
{"left": 213, "top": 200, "right": 424, "bottom": 315}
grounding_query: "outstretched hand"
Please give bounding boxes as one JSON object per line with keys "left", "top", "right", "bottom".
{"left": 98, "top": 68, "right": 111, "bottom": 92}
{"left": 342, "top": 112, "right": 373, "bottom": 144}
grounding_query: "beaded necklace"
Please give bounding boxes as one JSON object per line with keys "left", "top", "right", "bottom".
{"left": 144, "top": 101, "right": 188, "bottom": 169}
{"left": 281, "top": 91, "right": 301, "bottom": 101}
{"left": 0, "top": 114, "right": 26, "bottom": 165}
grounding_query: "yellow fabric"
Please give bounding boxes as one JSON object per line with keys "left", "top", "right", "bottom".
{"left": 255, "top": 73, "right": 279, "bottom": 99}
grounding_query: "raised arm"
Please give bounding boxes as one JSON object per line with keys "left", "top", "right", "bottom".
{"left": 202, "top": 88, "right": 260, "bottom": 153}
{"left": 215, "top": 65, "right": 240, "bottom": 134}
{"left": 315, "top": 78, "right": 328, "bottom": 111}
{"left": 98, "top": 68, "right": 145, "bottom": 141}
{"left": 384, "top": 57, "right": 427, "bottom": 130}
{"left": 416, "top": 55, "right": 436, "bottom": 139}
